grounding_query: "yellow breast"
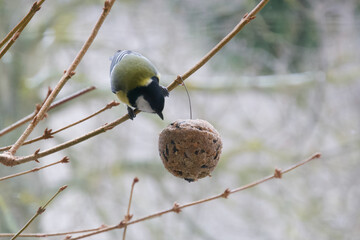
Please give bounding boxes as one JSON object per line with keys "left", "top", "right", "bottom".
{"left": 116, "top": 91, "right": 130, "bottom": 105}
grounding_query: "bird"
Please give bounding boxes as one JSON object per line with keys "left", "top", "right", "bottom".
{"left": 110, "top": 50, "right": 169, "bottom": 120}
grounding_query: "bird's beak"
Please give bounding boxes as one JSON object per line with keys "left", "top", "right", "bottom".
{"left": 157, "top": 112, "right": 164, "bottom": 120}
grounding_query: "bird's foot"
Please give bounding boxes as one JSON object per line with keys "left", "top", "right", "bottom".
{"left": 127, "top": 106, "right": 136, "bottom": 120}
{"left": 161, "top": 86, "right": 169, "bottom": 97}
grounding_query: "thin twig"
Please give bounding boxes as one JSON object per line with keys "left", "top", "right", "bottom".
{"left": 0, "top": 226, "right": 107, "bottom": 238}
{"left": 51, "top": 101, "right": 119, "bottom": 134}
{"left": 49, "top": 86, "right": 96, "bottom": 110}
{"left": 0, "top": 0, "right": 269, "bottom": 167}
{"left": 0, "top": 86, "right": 96, "bottom": 138}
{"left": 6, "top": 0, "right": 116, "bottom": 156}
{"left": 65, "top": 152, "right": 321, "bottom": 240}
{"left": 0, "top": 100, "right": 118, "bottom": 152}
{"left": 0, "top": 0, "right": 45, "bottom": 58}
{"left": 69, "top": 225, "right": 119, "bottom": 240}
{"left": 0, "top": 157, "right": 69, "bottom": 182}
{"left": 10, "top": 185, "right": 67, "bottom": 240}
{"left": 122, "top": 177, "right": 139, "bottom": 240}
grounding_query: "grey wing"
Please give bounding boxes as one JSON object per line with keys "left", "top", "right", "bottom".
{"left": 110, "top": 50, "right": 128, "bottom": 76}
{"left": 109, "top": 50, "right": 142, "bottom": 76}
{"left": 110, "top": 50, "right": 143, "bottom": 93}
{"left": 110, "top": 50, "right": 130, "bottom": 93}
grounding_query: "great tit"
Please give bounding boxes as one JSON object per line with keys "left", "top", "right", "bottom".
{"left": 110, "top": 50, "right": 169, "bottom": 120}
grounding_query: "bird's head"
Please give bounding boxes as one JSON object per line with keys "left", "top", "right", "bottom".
{"left": 128, "top": 76, "right": 169, "bottom": 119}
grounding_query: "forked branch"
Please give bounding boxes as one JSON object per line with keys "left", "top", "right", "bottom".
{"left": 0, "top": 0, "right": 46, "bottom": 58}
{"left": 5, "top": 0, "right": 116, "bottom": 156}
{"left": 0, "top": 0, "right": 270, "bottom": 166}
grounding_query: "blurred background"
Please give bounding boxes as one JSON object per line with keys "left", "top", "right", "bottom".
{"left": 1, "top": 0, "right": 360, "bottom": 239}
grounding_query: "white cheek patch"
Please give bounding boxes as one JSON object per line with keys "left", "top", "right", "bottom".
{"left": 135, "top": 96, "right": 154, "bottom": 113}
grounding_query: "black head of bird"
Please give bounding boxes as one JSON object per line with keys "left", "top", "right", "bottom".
{"left": 110, "top": 50, "right": 169, "bottom": 120}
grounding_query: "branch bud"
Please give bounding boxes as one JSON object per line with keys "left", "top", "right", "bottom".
{"left": 274, "top": 168, "right": 282, "bottom": 178}
{"left": 222, "top": 188, "right": 231, "bottom": 198}
{"left": 172, "top": 202, "right": 181, "bottom": 213}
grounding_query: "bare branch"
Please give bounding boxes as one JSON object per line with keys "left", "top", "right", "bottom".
{"left": 122, "top": 177, "right": 139, "bottom": 240}
{"left": 67, "top": 152, "right": 321, "bottom": 240}
{"left": 0, "top": 0, "right": 45, "bottom": 58}
{"left": 6, "top": 0, "right": 116, "bottom": 156}
{"left": 0, "top": 153, "right": 320, "bottom": 239}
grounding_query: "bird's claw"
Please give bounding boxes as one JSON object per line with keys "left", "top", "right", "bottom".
{"left": 127, "top": 106, "right": 136, "bottom": 120}
{"left": 161, "top": 86, "right": 169, "bottom": 97}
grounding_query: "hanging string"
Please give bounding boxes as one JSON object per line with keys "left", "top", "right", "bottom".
{"left": 177, "top": 75, "right": 193, "bottom": 119}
